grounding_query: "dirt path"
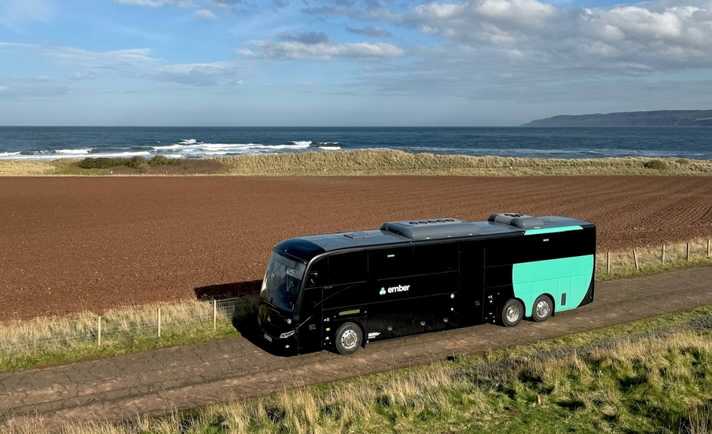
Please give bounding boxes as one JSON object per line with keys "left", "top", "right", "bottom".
{"left": 1, "top": 266, "right": 711, "bottom": 427}
{"left": 1, "top": 176, "right": 712, "bottom": 320}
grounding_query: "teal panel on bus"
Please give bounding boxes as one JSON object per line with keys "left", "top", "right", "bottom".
{"left": 512, "top": 254, "right": 594, "bottom": 316}
{"left": 523, "top": 225, "right": 583, "bottom": 236}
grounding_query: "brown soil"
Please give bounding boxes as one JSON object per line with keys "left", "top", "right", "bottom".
{"left": 1, "top": 176, "right": 711, "bottom": 320}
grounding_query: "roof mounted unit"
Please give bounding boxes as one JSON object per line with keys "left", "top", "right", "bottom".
{"left": 381, "top": 218, "right": 483, "bottom": 240}
{"left": 488, "top": 212, "right": 545, "bottom": 229}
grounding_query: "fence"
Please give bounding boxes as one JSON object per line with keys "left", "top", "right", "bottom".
{"left": 596, "top": 237, "right": 712, "bottom": 276}
{"left": 0, "top": 237, "right": 710, "bottom": 368}
{"left": 0, "top": 296, "right": 256, "bottom": 367}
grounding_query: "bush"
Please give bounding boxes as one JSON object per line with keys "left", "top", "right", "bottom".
{"left": 77, "top": 157, "right": 131, "bottom": 169}
{"left": 643, "top": 159, "right": 668, "bottom": 170}
{"left": 77, "top": 155, "right": 178, "bottom": 170}
{"left": 147, "top": 155, "right": 179, "bottom": 167}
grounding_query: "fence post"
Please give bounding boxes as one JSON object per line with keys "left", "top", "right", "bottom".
{"left": 708, "top": 239, "right": 711, "bottom": 258}
{"left": 661, "top": 244, "right": 666, "bottom": 264}
{"left": 213, "top": 299, "right": 218, "bottom": 331}
{"left": 686, "top": 242, "right": 690, "bottom": 261}
{"left": 97, "top": 315, "right": 102, "bottom": 347}
{"left": 157, "top": 307, "right": 162, "bottom": 338}
{"left": 606, "top": 251, "right": 611, "bottom": 274}
{"left": 633, "top": 248, "right": 640, "bottom": 271}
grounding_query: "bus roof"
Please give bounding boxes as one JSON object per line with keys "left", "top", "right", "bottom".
{"left": 274, "top": 214, "right": 593, "bottom": 262}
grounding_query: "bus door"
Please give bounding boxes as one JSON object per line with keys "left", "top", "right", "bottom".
{"left": 316, "top": 252, "right": 370, "bottom": 348}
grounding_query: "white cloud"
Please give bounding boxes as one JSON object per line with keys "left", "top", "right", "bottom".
{"left": 194, "top": 8, "right": 217, "bottom": 19}
{"left": 0, "top": 42, "right": 242, "bottom": 87}
{"left": 241, "top": 40, "right": 404, "bottom": 59}
{"left": 408, "top": 0, "right": 712, "bottom": 72}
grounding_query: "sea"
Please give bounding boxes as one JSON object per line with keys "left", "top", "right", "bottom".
{"left": 0, "top": 126, "right": 711, "bottom": 160}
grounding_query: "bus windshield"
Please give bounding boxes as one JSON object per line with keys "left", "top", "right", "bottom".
{"left": 260, "top": 253, "right": 306, "bottom": 312}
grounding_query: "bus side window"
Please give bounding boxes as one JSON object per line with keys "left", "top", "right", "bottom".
{"left": 371, "top": 247, "right": 413, "bottom": 279}
{"left": 329, "top": 252, "right": 368, "bottom": 285}
{"left": 413, "top": 244, "right": 458, "bottom": 273}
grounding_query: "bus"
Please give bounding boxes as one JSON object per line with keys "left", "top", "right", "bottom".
{"left": 258, "top": 213, "right": 596, "bottom": 355}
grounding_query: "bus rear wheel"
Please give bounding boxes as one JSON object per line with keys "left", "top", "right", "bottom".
{"left": 334, "top": 322, "right": 363, "bottom": 355}
{"left": 532, "top": 295, "right": 554, "bottom": 322}
{"left": 499, "top": 299, "right": 524, "bottom": 327}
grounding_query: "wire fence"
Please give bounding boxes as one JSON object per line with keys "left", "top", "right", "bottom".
{"left": 0, "top": 237, "right": 710, "bottom": 365}
{"left": 0, "top": 296, "right": 256, "bottom": 363}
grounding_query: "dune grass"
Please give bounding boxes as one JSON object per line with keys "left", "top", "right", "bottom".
{"left": 2, "top": 150, "right": 712, "bottom": 176}
{"left": 8, "top": 304, "right": 712, "bottom": 434}
{"left": 0, "top": 237, "right": 709, "bottom": 374}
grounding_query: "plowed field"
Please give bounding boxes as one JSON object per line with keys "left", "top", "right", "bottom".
{"left": 1, "top": 176, "right": 711, "bottom": 320}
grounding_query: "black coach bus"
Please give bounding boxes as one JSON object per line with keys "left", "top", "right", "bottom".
{"left": 258, "top": 213, "right": 595, "bottom": 355}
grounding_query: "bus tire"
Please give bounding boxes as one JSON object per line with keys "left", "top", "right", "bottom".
{"left": 499, "top": 299, "right": 524, "bottom": 327}
{"left": 531, "top": 295, "right": 554, "bottom": 322}
{"left": 334, "top": 322, "right": 363, "bottom": 355}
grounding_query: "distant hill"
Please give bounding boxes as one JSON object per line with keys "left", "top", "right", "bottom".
{"left": 524, "top": 110, "right": 712, "bottom": 127}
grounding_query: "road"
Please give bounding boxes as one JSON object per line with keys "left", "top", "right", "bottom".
{"left": 1, "top": 266, "right": 711, "bottom": 427}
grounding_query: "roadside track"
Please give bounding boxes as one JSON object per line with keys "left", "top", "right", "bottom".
{"left": 1, "top": 266, "right": 711, "bottom": 427}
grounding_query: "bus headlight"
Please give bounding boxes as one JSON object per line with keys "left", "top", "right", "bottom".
{"left": 280, "top": 330, "right": 295, "bottom": 339}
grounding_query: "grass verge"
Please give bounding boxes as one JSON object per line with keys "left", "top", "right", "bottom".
{"left": 0, "top": 297, "right": 256, "bottom": 372}
{"left": 2, "top": 150, "right": 712, "bottom": 176}
{"left": 10, "top": 305, "right": 712, "bottom": 433}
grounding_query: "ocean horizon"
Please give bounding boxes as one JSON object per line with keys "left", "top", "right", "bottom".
{"left": 1, "top": 126, "right": 711, "bottom": 160}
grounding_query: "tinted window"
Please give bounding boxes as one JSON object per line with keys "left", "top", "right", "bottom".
{"left": 305, "top": 257, "right": 328, "bottom": 288}
{"left": 371, "top": 247, "right": 413, "bottom": 279}
{"left": 328, "top": 252, "right": 368, "bottom": 285}
{"left": 413, "top": 244, "right": 458, "bottom": 273}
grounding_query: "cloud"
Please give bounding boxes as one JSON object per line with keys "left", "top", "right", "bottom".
{"left": 241, "top": 39, "right": 404, "bottom": 59}
{"left": 0, "top": 42, "right": 242, "bottom": 87}
{"left": 194, "top": 8, "right": 217, "bottom": 19}
{"left": 155, "top": 61, "right": 241, "bottom": 85}
{"left": 406, "top": 0, "right": 712, "bottom": 72}
{"left": 346, "top": 25, "right": 392, "bottom": 37}
{"left": 278, "top": 31, "right": 330, "bottom": 44}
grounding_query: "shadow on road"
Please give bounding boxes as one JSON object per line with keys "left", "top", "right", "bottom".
{"left": 193, "top": 280, "right": 290, "bottom": 357}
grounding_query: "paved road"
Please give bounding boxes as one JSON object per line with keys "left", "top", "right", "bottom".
{"left": 2, "top": 267, "right": 712, "bottom": 427}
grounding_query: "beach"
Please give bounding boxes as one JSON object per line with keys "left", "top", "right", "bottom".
{"left": 1, "top": 175, "right": 711, "bottom": 320}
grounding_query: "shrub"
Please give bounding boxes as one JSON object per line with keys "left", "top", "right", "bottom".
{"left": 147, "top": 155, "right": 179, "bottom": 167}
{"left": 77, "top": 157, "right": 130, "bottom": 169}
{"left": 643, "top": 159, "right": 668, "bottom": 170}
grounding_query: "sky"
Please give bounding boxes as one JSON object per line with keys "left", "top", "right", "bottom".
{"left": 1, "top": 0, "right": 712, "bottom": 126}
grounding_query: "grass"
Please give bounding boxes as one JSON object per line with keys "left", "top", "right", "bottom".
{"left": 0, "top": 296, "right": 257, "bottom": 372}
{"left": 0, "top": 237, "right": 709, "bottom": 375}
{"left": 2, "top": 150, "right": 712, "bottom": 176}
{"left": 9, "top": 305, "right": 712, "bottom": 434}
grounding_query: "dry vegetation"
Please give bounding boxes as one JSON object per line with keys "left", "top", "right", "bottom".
{"left": 6, "top": 305, "right": 712, "bottom": 434}
{"left": 1, "top": 150, "right": 712, "bottom": 176}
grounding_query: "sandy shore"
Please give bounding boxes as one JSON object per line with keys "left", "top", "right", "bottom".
{"left": 1, "top": 175, "right": 712, "bottom": 320}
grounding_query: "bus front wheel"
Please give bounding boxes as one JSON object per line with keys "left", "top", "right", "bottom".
{"left": 499, "top": 299, "right": 524, "bottom": 327}
{"left": 334, "top": 322, "right": 363, "bottom": 355}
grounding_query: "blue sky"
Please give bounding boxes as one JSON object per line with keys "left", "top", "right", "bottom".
{"left": 1, "top": 0, "right": 712, "bottom": 126}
